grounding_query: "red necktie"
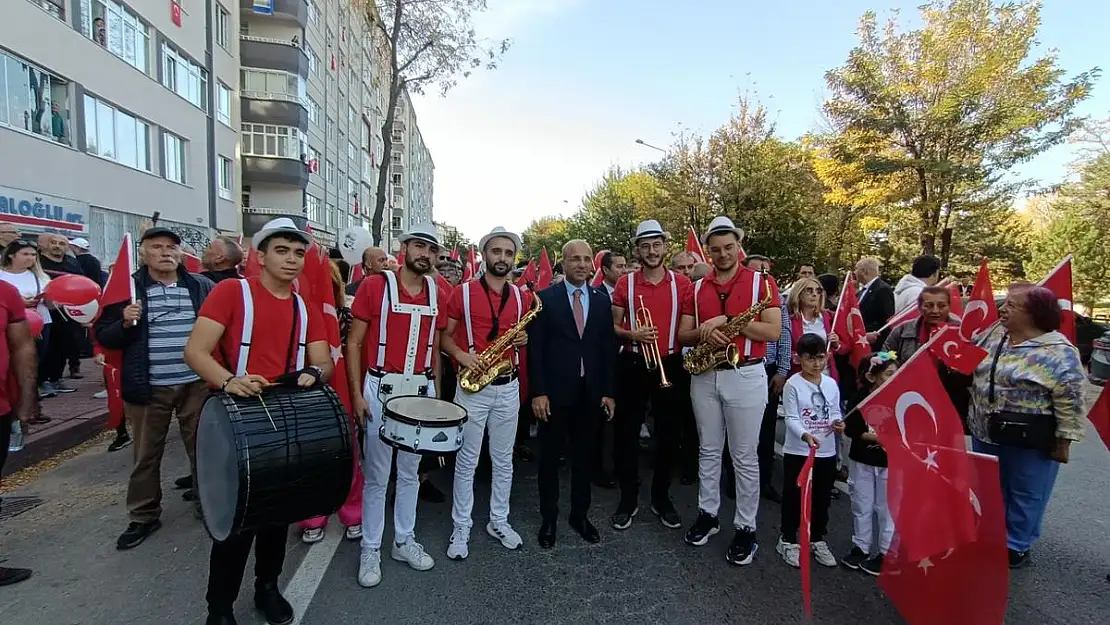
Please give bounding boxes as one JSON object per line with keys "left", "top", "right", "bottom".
{"left": 573, "top": 289, "right": 585, "bottom": 375}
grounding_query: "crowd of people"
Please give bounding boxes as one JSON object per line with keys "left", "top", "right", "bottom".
{"left": 0, "top": 213, "right": 1094, "bottom": 625}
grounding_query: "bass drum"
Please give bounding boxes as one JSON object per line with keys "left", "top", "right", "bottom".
{"left": 197, "top": 386, "right": 353, "bottom": 542}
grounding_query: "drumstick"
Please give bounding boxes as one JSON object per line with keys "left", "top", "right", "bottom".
{"left": 258, "top": 394, "right": 277, "bottom": 431}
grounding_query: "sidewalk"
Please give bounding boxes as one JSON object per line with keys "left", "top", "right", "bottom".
{"left": 3, "top": 360, "right": 108, "bottom": 477}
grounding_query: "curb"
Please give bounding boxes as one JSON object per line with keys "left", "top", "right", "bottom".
{"left": 3, "top": 410, "right": 109, "bottom": 477}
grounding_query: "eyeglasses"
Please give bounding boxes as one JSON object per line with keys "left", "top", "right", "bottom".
{"left": 802, "top": 287, "right": 824, "bottom": 295}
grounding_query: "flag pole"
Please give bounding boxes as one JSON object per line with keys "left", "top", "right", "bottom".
{"left": 1037, "top": 253, "right": 1073, "bottom": 286}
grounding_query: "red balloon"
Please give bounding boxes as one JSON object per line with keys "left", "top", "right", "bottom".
{"left": 25, "top": 309, "right": 45, "bottom": 337}
{"left": 43, "top": 274, "right": 101, "bottom": 306}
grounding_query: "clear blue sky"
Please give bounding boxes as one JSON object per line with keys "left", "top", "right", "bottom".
{"left": 413, "top": 0, "right": 1109, "bottom": 240}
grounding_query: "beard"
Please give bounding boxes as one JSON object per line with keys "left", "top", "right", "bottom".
{"left": 487, "top": 261, "right": 511, "bottom": 278}
{"left": 641, "top": 255, "right": 664, "bottom": 270}
{"left": 404, "top": 255, "right": 431, "bottom": 275}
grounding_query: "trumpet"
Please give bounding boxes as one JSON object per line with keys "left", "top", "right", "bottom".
{"left": 636, "top": 295, "right": 672, "bottom": 388}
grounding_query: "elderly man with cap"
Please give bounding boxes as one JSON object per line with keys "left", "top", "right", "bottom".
{"left": 440, "top": 226, "right": 531, "bottom": 560}
{"left": 346, "top": 222, "right": 447, "bottom": 587}
{"left": 94, "top": 226, "right": 215, "bottom": 551}
{"left": 608, "top": 219, "right": 693, "bottom": 532}
{"left": 676, "top": 216, "right": 782, "bottom": 566}
{"left": 185, "top": 217, "right": 332, "bottom": 625}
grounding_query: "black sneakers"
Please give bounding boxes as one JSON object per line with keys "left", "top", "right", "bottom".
{"left": 841, "top": 546, "right": 869, "bottom": 570}
{"left": 116, "top": 520, "right": 162, "bottom": 550}
{"left": 1008, "top": 549, "right": 1031, "bottom": 569}
{"left": 205, "top": 614, "right": 238, "bottom": 625}
{"left": 683, "top": 510, "right": 720, "bottom": 546}
{"left": 860, "top": 554, "right": 884, "bottom": 576}
{"left": 254, "top": 582, "right": 294, "bottom": 625}
{"left": 726, "top": 528, "right": 758, "bottom": 566}
{"left": 0, "top": 566, "right": 33, "bottom": 587}
{"left": 610, "top": 506, "right": 638, "bottom": 531}
{"left": 650, "top": 501, "right": 682, "bottom": 529}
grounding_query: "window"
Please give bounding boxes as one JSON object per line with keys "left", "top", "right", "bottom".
{"left": 218, "top": 157, "right": 233, "bottom": 199}
{"left": 162, "top": 44, "right": 208, "bottom": 110}
{"left": 306, "top": 96, "right": 319, "bottom": 124}
{"left": 307, "top": 147, "right": 320, "bottom": 169}
{"left": 307, "top": 0, "right": 319, "bottom": 25}
{"left": 306, "top": 44, "right": 319, "bottom": 75}
{"left": 348, "top": 177, "right": 358, "bottom": 198}
{"left": 391, "top": 151, "right": 402, "bottom": 163}
{"left": 163, "top": 131, "right": 186, "bottom": 184}
{"left": 0, "top": 50, "right": 71, "bottom": 145}
{"left": 215, "top": 5, "right": 230, "bottom": 49}
{"left": 391, "top": 173, "right": 402, "bottom": 185}
{"left": 241, "top": 123, "right": 306, "bottom": 159}
{"left": 240, "top": 68, "right": 305, "bottom": 105}
{"left": 326, "top": 116, "right": 335, "bottom": 142}
{"left": 82, "top": 94, "right": 150, "bottom": 171}
{"left": 325, "top": 160, "right": 334, "bottom": 184}
{"left": 306, "top": 194, "right": 321, "bottom": 223}
{"left": 216, "top": 83, "right": 231, "bottom": 126}
{"left": 29, "top": 0, "right": 65, "bottom": 21}
{"left": 80, "top": 0, "right": 149, "bottom": 73}
{"left": 348, "top": 105, "right": 358, "bottom": 130}
{"left": 391, "top": 215, "right": 402, "bottom": 230}
{"left": 348, "top": 141, "right": 358, "bottom": 166}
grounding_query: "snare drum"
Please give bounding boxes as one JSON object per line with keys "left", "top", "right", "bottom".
{"left": 379, "top": 396, "right": 468, "bottom": 455}
{"left": 196, "top": 386, "right": 353, "bottom": 542}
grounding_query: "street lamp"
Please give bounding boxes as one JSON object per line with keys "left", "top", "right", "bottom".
{"left": 634, "top": 138, "right": 667, "bottom": 153}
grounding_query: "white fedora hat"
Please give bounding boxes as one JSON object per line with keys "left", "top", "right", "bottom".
{"left": 398, "top": 222, "right": 440, "bottom": 247}
{"left": 251, "top": 217, "right": 311, "bottom": 249}
{"left": 633, "top": 219, "right": 670, "bottom": 242}
{"left": 478, "top": 226, "right": 522, "bottom": 254}
{"left": 701, "top": 216, "right": 745, "bottom": 245}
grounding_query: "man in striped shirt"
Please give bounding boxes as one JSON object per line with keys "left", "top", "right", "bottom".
{"left": 95, "top": 227, "right": 214, "bottom": 551}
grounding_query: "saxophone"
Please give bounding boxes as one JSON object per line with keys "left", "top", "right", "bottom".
{"left": 683, "top": 292, "right": 775, "bottom": 375}
{"left": 459, "top": 295, "right": 543, "bottom": 393}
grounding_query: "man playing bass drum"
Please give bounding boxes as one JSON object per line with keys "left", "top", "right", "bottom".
{"left": 440, "top": 227, "right": 531, "bottom": 560}
{"left": 676, "top": 216, "right": 781, "bottom": 567}
{"left": 185, "top": 218, "right": 332, "bottom": 625}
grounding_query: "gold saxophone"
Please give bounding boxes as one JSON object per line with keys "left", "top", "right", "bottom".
{"left": 459, "top": 295, "right": 543, "bottom": 393}
{"left": 683, "top": 292, "right": 775, "bottom": 375}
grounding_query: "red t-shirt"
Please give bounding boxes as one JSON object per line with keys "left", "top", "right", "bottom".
{"left": 611, "top": 270, "right": 692, "bottom": 357}
{"left": 681, "top": 266, "right": 780, "bottom": 360}
{"left": 351, "top": 271, "right": 448, "bottom": 374}
{"left": 445, "top": 278, "right": 533, "bottom": 363}
{"left": 1, "top": 281, "right": 28, "bottom": 415}
{"left": 199, "top": 278, "right": 327, "bottom": 381}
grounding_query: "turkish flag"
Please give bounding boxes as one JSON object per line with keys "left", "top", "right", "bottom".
{"left": 928, "top": 325, "right": 989, "bottom": 376}
{"left": 948, "top": 283, "right": 964, "bottom": 317}
{"left": 880, "top": 451, "right": 1009, "bottom": 625}
{"left": 101, "top": 233, "right": 136, "bottom": 308}
{"left": 182, "top": 252, "right": 203, "bottom": 273}
{"left": 589, "top": 249, "right": 608, "bottom": 287}
{"left": 536, "top": 247, "right": 553, "bottom": 291}
{"left": 1037, "top": 255, "right": 1075, "bottom": 344}
{"left": 243, "top": 245, "right": 262, "bottom": 279}
{"left": 960, "top": 258, "right": 998, "bottom": 342}
{"left": 797, "top": 447, "right": 817, "bottom": 619}
{"left": 685, "top": 227, "right": 704, "bottom": 263}
{"left": 104, "top": 365, "right": 125, "bottom": 429}
{"left": 463, "top": 247, "right": 477, "bottom": 282}
{"left": 449, "top": 248, "right": 460, "bottom": 261}
{"left": 516, "top": 259, "right": 536, "bottom": 289}
{"left": 857, "top": 341, "right": 977, "bottom": 563}
{"left": 831, "top": 272, "right": 870, "bottom": 368}
{"left": 1088, "top": 384, "right": 1110, "bottom": 451}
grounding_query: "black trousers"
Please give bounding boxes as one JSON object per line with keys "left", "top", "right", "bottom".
{"left": 538, "top": 379, "right": 596, "bottom": 522}
{"left": 42, "top": 313, "right": 76, "bottom": 383}
{"left": 206, "top": 524, "right": 289, "bottom": 615}
{"left": 615, "top": 352, "right": 683, "bottom": 508}
{"left": 780, "top": 454, "right": 838, "bottom": 543}
{"left": 671, "top": 362, "right": 698, "bottom": 479}
{"left": 758, "top": 364, "right": 782, "bottom": 488}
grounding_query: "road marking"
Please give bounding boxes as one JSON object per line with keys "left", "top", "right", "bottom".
{"left": 284, "top": 522, "right": 344, "bottom": 625}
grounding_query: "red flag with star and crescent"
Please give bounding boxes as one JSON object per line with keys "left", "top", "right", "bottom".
{"left": 515, "top": 259, "right": 536, "bottom": 289}
{"left": 857, "top": 333, "right": 979, "bottom": 563}
{"left": 960, "top": 258, "right": 998, "bottom": 342}
{"left": 298, "top": 244, "right": 352, "bottom": 415}
{"left": 797, "top": 446, "right": 817, "bottom": 619}
{"left": 928, "top": 325, "right": 989, "bottom": 376}
{"left": 1037, "top": 255, "right": 1075, "bottom": 344}
{"left": 536, "top": 247, "right": 553, "bottom": 291}
{"left": 685, "top": 227, "right": 705, "bottom": 263}
{"left": 1088, "top": 383, "right": 1110, "bottom": 451}
{"left": 831, "top": 272, "right": 871, "bottom": 368}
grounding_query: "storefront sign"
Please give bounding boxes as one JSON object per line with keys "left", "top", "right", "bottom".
{"left": 0, "top": 185, "right": 89, "bottom": 233}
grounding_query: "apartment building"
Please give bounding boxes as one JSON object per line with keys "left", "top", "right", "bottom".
{"left": 386, "top": 88, "right": 434, "bottom": 248}
{"left": 0, "top": 0, "right": 241, "bottom": 259}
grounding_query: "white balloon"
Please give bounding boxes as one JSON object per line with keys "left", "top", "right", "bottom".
{"left": 337, "top": 227, "right": 374, "bottom": 266}
{"left": 61, "top": 300, "right": 100, "bottom": 324}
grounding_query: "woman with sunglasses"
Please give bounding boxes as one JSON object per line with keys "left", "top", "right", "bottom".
{"left": 1, "top": 240, "right": 56, "bottom": 415}
{"left": 779, "top": 277, "right": 847, "bottom": 387}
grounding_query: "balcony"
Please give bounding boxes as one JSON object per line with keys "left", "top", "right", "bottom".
{"left": 391, "top": 162, "right": 405, "bottom": 174}
{"left": 240, "top": 97, "right": 308, "bottom": 128}
{"left": 391, "top": 133, "right": 404, "bottom": 144}
{"left": 242, "top": 211, "right": 309, "bottom": 241}
{"left": 392, "top": 184, "right": 404, "bottom": 197}
{"left": 240, "top": 36, "right": 309, "bottom": 78}
{"left": 242, "top": 156, "right": 310, "bottom": 189}
{"left": 239, "top": 0, "right": 307, "bottom": 28}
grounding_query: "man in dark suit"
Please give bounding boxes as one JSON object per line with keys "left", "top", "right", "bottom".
{"left": 854, "top": 257, "right": 895, "bottom": 336}
{"left": 529, "top": 239, "right": 617, "bottom": 548}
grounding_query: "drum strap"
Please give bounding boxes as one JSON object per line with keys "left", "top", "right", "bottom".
{"left": 237, "top": 279, "right": 309, "bottom": 377}
{"left": 377, "top": 271, "right": 439, "bottom": 374}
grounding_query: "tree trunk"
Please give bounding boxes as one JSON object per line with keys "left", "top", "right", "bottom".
{"left": 916, "top": 167, "right": 936, "bottom": 255}
{"left": 372, "top": 85, "right": 402, "bottom": 246}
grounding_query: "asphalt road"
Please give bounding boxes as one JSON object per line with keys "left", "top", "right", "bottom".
{"left": 1, "top": 415, "right": 1108, "bottom": 625}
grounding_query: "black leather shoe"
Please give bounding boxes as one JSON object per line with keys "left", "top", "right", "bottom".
{"left": 205, "top": 613, "right": 238, "bottom": 625}
{"left": 513, "top": 444, "right": 534, "bottom": 463}
{"left": 175, "top": 475, "right": 193, "bottom": 490}
{"left": 0, "top": 566, "right": 33, "bottom": 587}
{"left": 592, "top": 474, "right": 617, "bottom": 489}
{"left": 116, "top": 520, "right": 162, "bottom": 550}
{"left": 569, "top": 517, "right": 601, "bottom": 544}
{"left": 254, "top": 582, "right": 294, "bottom": 625}
{"left": 538, "top": 521, "right": 557, "bottom": 549}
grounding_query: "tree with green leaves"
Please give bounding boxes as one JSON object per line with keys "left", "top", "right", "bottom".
{"left": 520, "top": 215, "right": 572, "bottom": 261}
{"left": 360, "top": 0, "right": 510, "bottom": 245}
{"left": 823, "top": 0, "right": 1098, "bottom": 260}
{"left": 570, "top": 168, "right": 666, "bottom": 256}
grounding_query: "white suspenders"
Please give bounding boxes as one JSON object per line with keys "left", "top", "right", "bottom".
{"left": 376, "top": 271, "right": 438, "bottom": 375}
{"left": 691, "top": 272, "right": 762, "bottom": 359}
{"left": 627, "top": 271, "right": 679, "bottom": 355}
{"left": 461, "top": 280, "right": 523, "bottom": 364}
{"left": 236, "top": 279, "right": 308, "bottom": 377}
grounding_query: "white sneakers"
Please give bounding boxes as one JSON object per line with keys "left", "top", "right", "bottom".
{"left": 358, "top": 549, "right": 382, "bottom": 588}
{"left": 301, "top": 528, "right": 324, "bottom": 544}
{"left": 392, "top": 539, "right": 435, "bottom": 571}
{"left": 447, "top": 527, "right": 470, "bottom": 560}
{"left": 777, "top": 538, "right": 839, "bottom": 568}
{"left": 345, "top": 525, "right": 362, "bottom": 541}
{"left": 486, "top": 522, "right": 523, "bottom": 550}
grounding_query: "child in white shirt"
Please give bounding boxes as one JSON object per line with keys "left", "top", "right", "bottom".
{"left": 777, "top": 333, "right": 844, "bottom": 569}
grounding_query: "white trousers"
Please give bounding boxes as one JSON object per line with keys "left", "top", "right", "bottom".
{"left": 359, "top": 375, "right": 435, "bottom": 551}
{"left": 690, "top": 365, "right": 767, "bottom": 530}
{"left": 451, "top": 379, "right": 520, "bottom": 530}
{"left": 849, "top": 462, "right": 893, "bottom": 555}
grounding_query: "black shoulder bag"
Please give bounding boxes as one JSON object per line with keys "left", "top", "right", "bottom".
{"left": 986, "top": 332, "right": 1057, "bottom": 452}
